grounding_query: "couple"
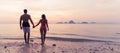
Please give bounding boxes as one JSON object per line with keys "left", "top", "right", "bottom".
{"left": 19, "top": 9, "right": 49, "bottom": 45}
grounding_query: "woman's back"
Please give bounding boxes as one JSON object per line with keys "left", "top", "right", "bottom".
{"left": 40, "top": 19, "right": 47, "bottom": 26}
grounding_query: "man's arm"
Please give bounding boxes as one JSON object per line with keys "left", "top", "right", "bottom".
{"left": 20, "top": 16, "right": 22, "bottom": 29}
{"left": 29, "top": 16, "right": 34, "bottom": 26}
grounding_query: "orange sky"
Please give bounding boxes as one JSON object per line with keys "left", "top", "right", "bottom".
{"left": 0, "top": 0, "right": 120, "bottom": 23}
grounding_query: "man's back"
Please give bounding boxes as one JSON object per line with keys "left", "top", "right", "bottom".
{"left": 21, "top": 14, "right": 30, "bottom": 22}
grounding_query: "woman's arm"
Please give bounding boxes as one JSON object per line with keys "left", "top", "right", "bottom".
{"left": 46, "top": 20, "right": 49, "bottom": 31}
{"left": 35, "top": 19, "right": 41, "bottom": 27}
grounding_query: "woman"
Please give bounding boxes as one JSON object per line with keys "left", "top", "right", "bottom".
{"left": 34, "top": 14, "right": 49, "bottom": 45}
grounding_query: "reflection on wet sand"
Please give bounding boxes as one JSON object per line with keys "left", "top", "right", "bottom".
{"left": 20, "top": 44, "right": 32, "bottom": 53}
{"left": 40, "top": 45, "right": 47, "bottom": 53}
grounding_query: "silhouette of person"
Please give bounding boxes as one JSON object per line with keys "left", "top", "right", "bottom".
{"left": 20, "top": 9, "right": 34, "bottom": 44}
{"left": 34, "top": 14, "right": 49, "bottom": 45}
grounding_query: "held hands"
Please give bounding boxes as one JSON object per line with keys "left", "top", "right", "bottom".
{"left": 33, "top": 25, "right": 35, "bottom": 28}
{"left": 33, "top": 25, "right": 36, "bottom": 28}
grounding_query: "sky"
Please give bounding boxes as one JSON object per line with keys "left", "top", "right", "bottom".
{"left": 0, "top": 0, "right": 120, "bottom": 24}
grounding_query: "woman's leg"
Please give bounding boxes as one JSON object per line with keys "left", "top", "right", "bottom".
{"left": 40, "top": 29, "right": 44, "bottom": 45}
{"left": 43, "top": 29, "right": 47, "bottom": 42}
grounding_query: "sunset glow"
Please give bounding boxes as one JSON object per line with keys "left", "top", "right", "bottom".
{"left": 0, "top": 0, "right": 120, "bottom": 23}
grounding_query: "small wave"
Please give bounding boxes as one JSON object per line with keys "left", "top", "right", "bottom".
{"left": 46, "top": 37, "right": 112, "bottom": 42}
{"left": 0, "top": 37, "right": 112, "bottom": 42}
{"left": 48, "top": 32, "right": 120, "bottom": 42}
{"left": 116, "top": 33, "right": 120, "bottom": 34}
{"left": 48, "top": 32, "right": 80, "bottom": 36}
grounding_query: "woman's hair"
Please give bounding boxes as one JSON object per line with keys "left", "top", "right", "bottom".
{"left": 41, "top": 14, "right": 46, "bottom": 20}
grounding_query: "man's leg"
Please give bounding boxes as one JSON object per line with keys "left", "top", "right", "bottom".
{"left": 28, "top": 32, "right": 30, "bottom": 44}
{"left": 26, "top": 27, "right": 30, "bottom": 44}
{"left": 24, "top": 32, "right": 27, "bottom": 43}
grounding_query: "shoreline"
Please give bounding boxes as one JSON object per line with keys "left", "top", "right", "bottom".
{"left": 0, "top": 37, "right": 120, "bottom": 53}
{"left": 0, "top": 36, "right": 112, "bottom": 42}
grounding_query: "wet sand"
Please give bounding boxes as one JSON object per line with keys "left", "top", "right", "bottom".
{"left": 0, "top": 37, "right": 120, "bottom": 53}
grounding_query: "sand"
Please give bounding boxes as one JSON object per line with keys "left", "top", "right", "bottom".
{"left": 0, "top": 37, "right": 120, "bottom": 53}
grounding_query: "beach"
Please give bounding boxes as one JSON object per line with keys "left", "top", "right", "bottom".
{"left": 0, "top": 37, "right": 120, "bottom": 53}
{"left": 1, "top": 24, "right": 120, "bottom": 53}
{"left": 0, "top": 0, "right": 120, "bottom": 53}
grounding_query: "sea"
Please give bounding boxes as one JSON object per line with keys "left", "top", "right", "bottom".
{"left": 0, "top": 24, "right": 120, "bottom": 42}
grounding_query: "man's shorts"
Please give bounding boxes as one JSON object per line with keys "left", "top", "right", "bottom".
{"left": 22, "top": 27, "right": 30, "bottom": 33}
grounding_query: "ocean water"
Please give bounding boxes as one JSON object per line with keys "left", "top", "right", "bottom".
{"left": 0, "top": 24, "right": 120, "bottom": 42}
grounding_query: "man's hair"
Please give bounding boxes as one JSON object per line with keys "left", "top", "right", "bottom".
{"left": 24, "top": 9, "right": 27, "bottom": 14}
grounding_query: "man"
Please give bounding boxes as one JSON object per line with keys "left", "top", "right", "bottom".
{"left": 20, "top": 9, "right": 34, "bottom": 44}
